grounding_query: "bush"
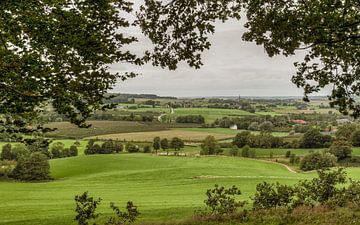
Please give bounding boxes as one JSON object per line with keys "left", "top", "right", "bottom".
{"left": 69, "top": 145, "right": 78, "bottom": 156}
{"left": 241, "top": 145, "right": 250, "bottom": 157}
{"left": 299, "top": 152, "right": 337, "bottom": 171}
{"left": 248, "top": 148, "right": 256, "bottom": 158}
{"left": 351, "top": 129, "right": 360, "bottom": 147}
{"left": 10, "top": 152, "right": 51, "bottom": 181}
{"left": 143, "top": 145, "right": 152, "bottom": 153}
{"left": 253, "top": 182, "right": 295, "bottom": 209}
{"left": 203, "top": 184, "right": 246, "bottom": 216}
{"left": 285, "top": 151, "right": 291, "bottom": 158}
{"left": 229, "top": 146, "right": 239, "bottom": 156}
{"left": 1, "top": 144, "right": 13, "bottom": 160}
{"left": 50, "top": 142, "right": 65, "bottom": 158}
{"left": 11, "top": 144, "right": 28, "bottom": 160}
{"left": 74, "top": 192, "right": 139, "bottom": 225}
{"left": 328, "top": 140, "right": 352, "bottom": 161}
{"left": 126, "top": 143, "right": 140, "bottom": 153}
{"left": 175, "top": 115, "right": 205, "bottom": 124}
{"left": 233, "top": 131, "right": 251, "bottom": 148}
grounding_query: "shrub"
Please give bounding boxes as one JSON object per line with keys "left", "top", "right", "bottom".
{"left": 328, "top": 140, "right": 352, "bottom": 161}
{"left": 299, "top": 152, "right": 337, "bottom": 171}
{"left": 143, "top": 145, "right": 152, "bottom": 153}
{"left": 253, "top": 182, "right": 295, "bottom": 209}
{"left": 229, "top": 146, "right": 239, "bottom": 156}
{"left": 10, "top": 152, "right": 51, "bottom": 181}
{"left": 69, "top": 145, "right": 78, "bottom": 157}
{"left": 351, "top": 129, "right": 360, "bottom": 147}
{"left": 259, "top": 121, "right": 274, "bottom": 132}
{"left": 289, "top": 153, "right": 296, "bottom": 164}
{"left": 248, "top": 148, "right": 256, "bottom": 158}
{"left": 126, "top": 143, "right": 139, "bottom": 153}
{"left": 285, "top": 151, "right": 291, "bottom": 158}
{"left": 74, "top": 192, "right": 139, "bottom": 225}
{"left": 11, "top": 144, "right": 28, "bottom": 160}
{"left": 241, "top": 145, "right": 250, "bottom": 157}
{"left": 1, "top": 144, "right": 13, "bottom": 160}
{"left": 50, "top": 142, "right": 65, "bottom": 158}
{"left": 203, "top": 184, "right": 246, "bottom": 216}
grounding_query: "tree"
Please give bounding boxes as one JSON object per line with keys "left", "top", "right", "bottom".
{"left": 1, "top": 1, "right": 241, "bottom": 132}
{"left": 153, "top": 137, "right": 161, "bottom": 153}
{"left": 259, "top": 121, "right": 274, "bottom": 133}
{"left": 229, "top": 146, "right": 239, "bottom": 157}
{"left": 1, "top": 144, "right": 13, "bottom": 160}
{"left": 200, "top": 136, "right": 221, "bottom": 155}
{"left": 336, "top": 124, "right": 358, "bottom": 140}
{"left": 233, "top": 131, "right": 251, "bottom": 148}
{"left": 11, "top": 152, "right": 50, "bottom": 181}
{"left": 241, "top": 145, "right": 250, "bottom": 158}
{"left": 50, "top": 142, "right": 65, "bottom": 158}
{"left": 170, "top": 137, "right": 184, "bottom": 153}
{"left": 351, "top": 130, "right": 360, "bottom": 147}
{"left": 328, "top": 140, "right": 352, "bottom": 161}
{"left": 300, "top": 152, "right": 337, "bottom": 171}
{"left": 125, "top": 143, "right": 139, "bottom": 153}
{"left": 160, "top": 138, "right": 169, "bottom": 153}
{"left": 301, "top": 128, "right": 331, "bottom": 148}
{"left": 69, "top": 145, "right": 79, "bottom": 157}
{"left": 11, "top": 144, "right": 28, "bottom": 161}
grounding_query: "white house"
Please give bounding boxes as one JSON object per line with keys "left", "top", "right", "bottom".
{"left": 230, "top": 124, "right": 238, "bottom": 130}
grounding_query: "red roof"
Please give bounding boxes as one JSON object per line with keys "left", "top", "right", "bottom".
{"left": 289, "top": 120, "right": 307, "bottom": 124}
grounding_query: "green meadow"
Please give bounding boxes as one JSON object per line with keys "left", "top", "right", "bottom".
{"left": 0, "top": 153, "right": 336, "bottom": 225}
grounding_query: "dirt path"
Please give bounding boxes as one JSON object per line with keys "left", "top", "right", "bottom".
{"left": 256, "top": 158, "right": 298, "bottom": 173}
{"left": 158, "top": 107, "right": 174, "bottom": 122}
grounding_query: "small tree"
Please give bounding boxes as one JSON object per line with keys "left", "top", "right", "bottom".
{"left": 50, "top": 142, "right": 65, "bottom": 158}
{"left": 351, "top": 129, "right": 360, "bottom": 147}
{"left": 160, "top": 138, "right": 169, "bottom": 154}
{"left": 74, "top": 192, "right": 101, "bottom": 225}
{"left": 11, "top": 144, "right": 28, "bottom": 161}
{"left": 248, "top": 148, "right": 256, "bottom": 158}
{"left": 170, "top": 137, "right": 184, "bottom": 154}
{"left": 201, "top": 136, "right": 221, "bottom": 155}
{"left": 241, "top": 145, "right": 250, "bottom": 157}
{"left": 152, "top": 137, "right": 161, "bottom": 154}
{"left": 285, "top": 151, "right": 291, "bottom": 158}
{"left": 259, "top": 121, "right": 274, "bottom": 132}
{"left": 203, "top": 184, "right": 246, "bottom": 216}
{"left": 289, "top": 153, "right": 296, "bottom": 164}
{"left": 300, "top": 152, "right": 337, "bottom": 171}
{"left": 229, "top": 146, "right": 239, "bottom": 156}
{"left": 328, "top": 140, "right": 352, "bottom": 161}
{"left": 126, "top": 143, "right": 139, "bottom": 153}
{"left": 233, "top": 131, "right": 251, "bottom": 148}
{"left": 69, "top": 145, "right": 79, "bottom": 157}
{"left": 1, "top": 144, "right": 13, "bottom": 160}
{"left": 11, "top": 152, "right": 50, "bottom": 181}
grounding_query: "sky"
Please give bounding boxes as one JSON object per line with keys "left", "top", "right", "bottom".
{"left": 110, "top": 17, "right": 328, "bottom": 98}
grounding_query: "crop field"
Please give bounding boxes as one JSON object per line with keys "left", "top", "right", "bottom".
{"left": 44, "top": 121, "right": 198, "bottom": 139}
{"left": 0, "top": 153, "right": 345, "bottom": 225}
{"left": 88, "top": 129, "right": 234, "bottom": 142}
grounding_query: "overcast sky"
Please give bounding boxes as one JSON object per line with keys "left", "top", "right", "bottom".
{"left": 110, "top": 18, "right": 327, "bottom": 98}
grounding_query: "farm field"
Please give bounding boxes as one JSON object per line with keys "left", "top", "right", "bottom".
{"left": 44, "top": 121, "right": 198, "bottom": 139}
{"left": 0, "top": 153, "right": 344, "bottom": 225}
{"left": 88, "top": 129, "right": 234, "bottom": 142}
{"left": 178, "top": 127, "right": 289, "bottom": 137}
{"left": 171, "top": 108, "right": 256, "bottom": 123}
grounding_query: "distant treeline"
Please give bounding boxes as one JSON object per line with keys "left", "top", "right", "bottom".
{"left": 103, "top": 93, "right": 177, "bottom": 103}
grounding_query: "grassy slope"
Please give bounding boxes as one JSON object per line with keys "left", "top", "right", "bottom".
{"left": 0, "top": 154, "right": 333, "bottom": 225}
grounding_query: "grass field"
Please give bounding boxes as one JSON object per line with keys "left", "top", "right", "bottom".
{"left": 178, "top": 127, "right": 289, "bottom": 137}
{"left": 44, "top": 121, "right": 198, "bottom": 139}
{"left": 0, "top": 154, "right": 328, "bottom": 225}
{"left": 1, "top": 154, "right": 360, "bottom": 225}
{"left": 171, "top": 108, "right": 256, "bottom": 123}
{"left": 88, "top": 129, "right": 234, "bottom": 142}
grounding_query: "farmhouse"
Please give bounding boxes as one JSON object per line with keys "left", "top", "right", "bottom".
{"left": 230, "top": 124, "right": 238, "bottom": 130}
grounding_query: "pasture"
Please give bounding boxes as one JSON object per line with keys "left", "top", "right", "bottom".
{"left": 88, "top": 129, "right": 234, "bottom": 142}
{"left": 171, "top": 108, "right": 256, "bottom": 123}
{"left": 0, "top": 153, "right": 332, "bottom": 225}
{"left": 178, "top": 127, "right": 289, "bottom": 137}
{"left": 44, "top": 121, "right": 198, "bottom": 139}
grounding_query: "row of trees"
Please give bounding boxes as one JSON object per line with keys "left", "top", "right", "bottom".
{"left": 152, "top": 137, "right": 185, "bottom": 154}
{"left": 175, "top": 115, "right": 205, "bottom": 124}
{"left": 233, "top": 131, "right": 283, "bottom": 149}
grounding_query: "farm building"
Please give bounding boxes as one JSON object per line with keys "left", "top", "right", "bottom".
{"left": 289, "top": 119, "right": 307, "bottom": 125}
